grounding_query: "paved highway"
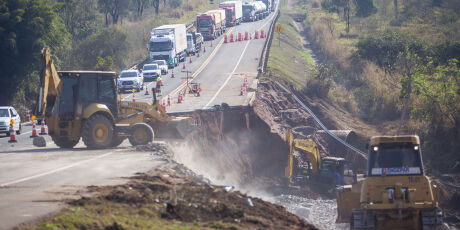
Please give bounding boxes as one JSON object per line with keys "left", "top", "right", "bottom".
{"left": 0, "top": 2, "right": 279, "bottom": 229}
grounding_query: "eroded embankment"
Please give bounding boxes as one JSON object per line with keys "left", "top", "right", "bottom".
{"left": 171, "top": 81, "right": 367, "bottom": 190}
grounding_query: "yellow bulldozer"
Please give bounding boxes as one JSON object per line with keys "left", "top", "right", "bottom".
{"left": 284, "top": 129, "right": 351, "bottom": 190}
{"left": 336, "top": 135, "right": 443, "bottom": 230}
{"left": 34, "top": 48, "right": 195, "bottom": 148}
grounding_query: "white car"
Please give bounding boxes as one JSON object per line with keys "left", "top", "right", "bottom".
{"left": 117, "top": 70, "right": 144, "bottom": 92}
{"left": 0, "top": 106, "right": 21, "bottom": 136}
{"left": 142, "top": 64, "right": 162, "bottom": 82}
{"left": 152, "top": 60, "right": 168, "bottom": 75}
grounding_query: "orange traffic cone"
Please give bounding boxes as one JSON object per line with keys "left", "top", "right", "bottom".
{"left": 8, "top": 127, "right": 17, "bottom": 143}
{"left": 261, "top": 29, "right": 265, "bottom": 38}
{"left": 183, "top": 61, "right": 186, "bottom": 69}
{"left": 240, "top": 85, "right": 244, "bottom": 96}
{"left": 224, "top": 34, "right": 228, "bottom": 43}
{"left": 189, "top": 57, "right": 192, "bottom": 63}
{"left": 145, "top": 88, "right": 150, "bottom": 95}
{"left": 177, "top": 92, "right": 182, "bottom": 103}
{"left": 167, "top": 96, "right": 171, "bottom": 106}
{"left": 171, "top": 70, "right": 175, "bottom": 78}
{"left": 39, "top": 120, "right": 47, "bottom": 135}
{"left": 245, "top": 31, "right": 249, "bottom": 40}
{"left": 30, "top": 121, "right": 38, "bottom": 138}
{"left": 238, "top": 32, "right": 242, "bottom": 41}
{"left": 230, "top": 33, "right": 234, "bottom": 42}
{"left": 255, "top": 30, "right": 259, "bottom": 39}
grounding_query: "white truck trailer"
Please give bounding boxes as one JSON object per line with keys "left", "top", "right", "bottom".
{"left": 219, "top": 1, "right": 243, "bottom": 26}
{"left": 149, "top": 24, "right": 187, "bottom": 69}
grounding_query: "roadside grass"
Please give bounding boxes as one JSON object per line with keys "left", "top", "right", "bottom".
{"left": 22, "top": 200, "right": 237, "bottom": 230}
{"left": 115, "top": 1, "right": 216, "bottom": 68}
{"left": 263, "top": 0, "right": 316, "bottom": 91}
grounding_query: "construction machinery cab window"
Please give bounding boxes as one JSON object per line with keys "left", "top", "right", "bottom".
{"left": 59, "top": 76, "right": 78, "bottom": 120}
{"left": 368, "top": 142, "right": 423, "bottom": 176}
{"left": 59, "top": 72, "right": 117, "bottom": 120}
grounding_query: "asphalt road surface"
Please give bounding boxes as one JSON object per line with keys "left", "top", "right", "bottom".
{"left": 0, "top": 2, "right": 279, "bottom": 229}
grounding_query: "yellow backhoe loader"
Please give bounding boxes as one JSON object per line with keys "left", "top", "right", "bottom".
{"left": 336, "top": 135, "right": 443, "bottom": 230}
{"left": 284, "top": 129, "right": 351, "bottom": 190}
{"left": 34, "top": 48, "right": 195, "bottom": 148}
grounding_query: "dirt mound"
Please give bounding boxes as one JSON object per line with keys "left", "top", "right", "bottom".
{"left": 66, "top": 144, "right": 318, "bottom": 230}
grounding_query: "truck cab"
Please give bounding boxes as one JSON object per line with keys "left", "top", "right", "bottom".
{"left": 243, "top": 2, "right": 256, "bottom": 22}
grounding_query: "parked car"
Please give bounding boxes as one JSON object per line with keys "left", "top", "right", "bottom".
{"left": 0, "top": 106, "right": 21, "bottom": 136}
{"left": 142, "top": 64, "right": 162, "bottom": 82}
{"left": 117, "top": 70, "right": 144, "bottom": 92}
{"left": 152, "top": 60, "right": 168, "bottom": 75}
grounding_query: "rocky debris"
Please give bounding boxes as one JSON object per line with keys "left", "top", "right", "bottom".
{"left": 67, "top": 143, "right": 317, "bottom": 229}
{"left": 433, "top": 174, "right": 460, "bottom": 228}
{"left": 32, "top": 136, "right": 46, "bottom": 147}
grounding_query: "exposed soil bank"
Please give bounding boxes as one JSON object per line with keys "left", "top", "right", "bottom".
{"left": 21, "top": 143, "right": 316, "bottom": 230}
{"left": 172, "top": 81, "right": 367, "bottom": 192}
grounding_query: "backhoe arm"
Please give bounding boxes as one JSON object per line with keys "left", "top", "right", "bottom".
{"left": 34, "top": 48, "right": 61, "bottom": 119}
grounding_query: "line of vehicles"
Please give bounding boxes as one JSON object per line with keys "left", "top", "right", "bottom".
{"left": 119, "top": 0, "right": 275, "bottom": 93}
{"left": 146, "top": 0, "right": 275, "bottom": 70}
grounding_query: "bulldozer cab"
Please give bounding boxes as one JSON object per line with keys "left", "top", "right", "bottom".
{"left": 367, "top": 136, "right": 424, "bottom": 177}
{"left": 57, "top": 71, "right": 118, "bottom": 121}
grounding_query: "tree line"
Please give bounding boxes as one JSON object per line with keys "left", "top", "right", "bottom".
{"left": 0, "top": 0, "right": 185, "bottom": 106}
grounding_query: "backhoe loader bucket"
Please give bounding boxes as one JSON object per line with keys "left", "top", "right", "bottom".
{"left": 153, "top": 117, "right": 197, "bottom": 139}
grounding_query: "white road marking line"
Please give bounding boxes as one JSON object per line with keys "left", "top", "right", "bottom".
{"left": 166, "top": 28, "right": 234, "bottom": 98}
{"left": 203, "top": 13, "right": 276, "bottom": 109}
{"left": 0, "top": 151, "right": 114, "bottom": 187}
{"left": 203, "top": 40, "right": 252, "bottom": 108}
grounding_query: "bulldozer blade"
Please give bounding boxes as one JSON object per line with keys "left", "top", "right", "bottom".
{"left": 153, "top": 117, "right": 197, "bottom": 139}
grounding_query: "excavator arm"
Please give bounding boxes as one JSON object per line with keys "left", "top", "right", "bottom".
{"left": 284, "top": 129, "right": 323, "bottom": 184}
{"left": 34, "top": 48, "right": 62, "bottom": 119}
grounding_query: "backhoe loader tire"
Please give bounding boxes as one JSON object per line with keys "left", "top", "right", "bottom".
{"left": 128, "top": 123, "right": 154, "bottom": 146}
{"left": 82, "top": 114, "right": 114, "bottom": 149}
{"left": 111, "top": 136, "right": 126, "bottom": 147}
{"left": 53, "top": 136, "right": 79, "bottom": 148}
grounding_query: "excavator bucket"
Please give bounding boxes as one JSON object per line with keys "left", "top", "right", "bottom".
{"left": 153, "top": 116, "right": 197, "bottom": 139}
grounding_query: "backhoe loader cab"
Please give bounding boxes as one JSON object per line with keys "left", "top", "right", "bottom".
{"left": 336, "top": 135, "right": 443, "bottom": 230}
{"left": 48, "top": 71, "right": 121, "bottom": 148}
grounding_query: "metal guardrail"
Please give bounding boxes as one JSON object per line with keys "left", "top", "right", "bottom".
{"left": 258, "top": 7, "right": 281, "bottom": 77}
{"left": 274, "top": 81, "right": 368, "bottom": 160}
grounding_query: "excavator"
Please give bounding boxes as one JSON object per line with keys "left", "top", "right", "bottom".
{"left": 34, "top": 48, "right": 195, "bottom": 148}
{"left": 336, "top": 135, "right": 443, "bottom": 230}
{"left": 284, "top": 129, "right": 350, "bottom": 190}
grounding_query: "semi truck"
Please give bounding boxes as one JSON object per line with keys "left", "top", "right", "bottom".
{"left": 219, "top": 1, "right": 243, "bottom": 27}
{"left": 207, "top": 9, "right": 226, "bottom": 32}
{"left": 149, "top": 24, "right": 187, "bottom": 69}
{"left": 256, "top": 0, "right": 271, "bottom": 16}
{"left": 186, "top": 32, "right": 203, "bottom": 55}
{"left": 196, "top": 9, "right": 225, "bottom": 40}
{"left": 254, "top": 1, "right": 267, "bottom": 19}
{"left": 242, "top": 2, "right": 256, "bottom": 22}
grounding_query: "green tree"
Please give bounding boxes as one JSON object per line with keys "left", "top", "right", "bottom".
{"left": 73, "top": 27, "right": 129, "bottom": 70}
{"left": 54, "top": 0, "right": 98, "bottom": 41}
{"left": 355, "top": 0, "right": 376, "bottom": 17}
{"left": 0, "top": 0, "right": 69, "bottom": 104}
